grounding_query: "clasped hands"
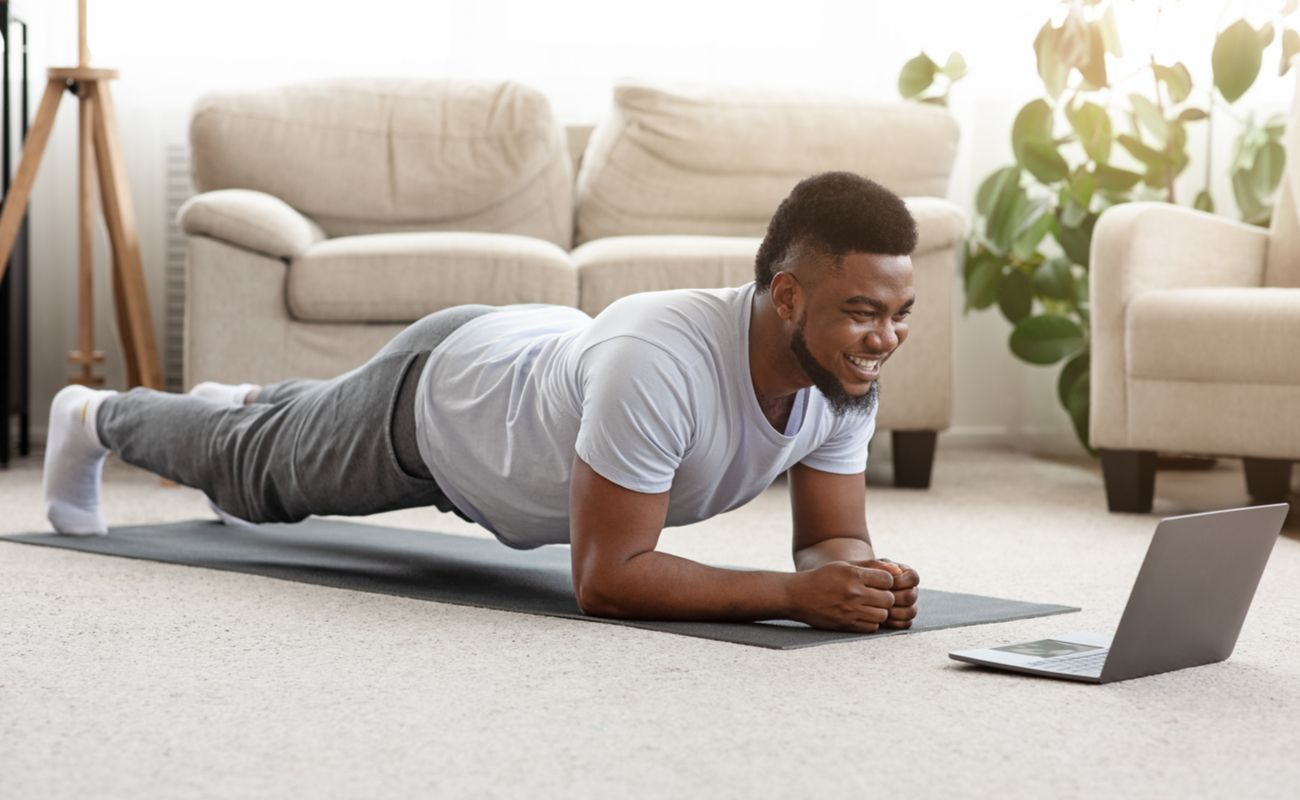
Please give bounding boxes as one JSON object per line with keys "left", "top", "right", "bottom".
{"left": 850, "top": 559, "right": 920, "bottom": 630}
{"left": 787, "top": 557, "right": 920, "bottom": 633}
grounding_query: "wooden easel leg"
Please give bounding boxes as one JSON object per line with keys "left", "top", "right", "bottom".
{"left": 87, "top": 80, "right": 161, "bottom": 389}
{"left": 68, "top": 82, "right": 105, "bottom": 386}
{"left": 0, "top": 79, "right": 64, "bottom": 285}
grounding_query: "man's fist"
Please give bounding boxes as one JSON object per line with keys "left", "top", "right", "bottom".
{"left": 846, "top": 559, "right": 920, "bottom": 630}
{"left": 784, "top": 561, "right": 896, "bottom": 632}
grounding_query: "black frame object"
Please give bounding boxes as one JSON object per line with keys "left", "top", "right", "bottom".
{"left": 0, "top": 0, "right": 29, "bottom": 467}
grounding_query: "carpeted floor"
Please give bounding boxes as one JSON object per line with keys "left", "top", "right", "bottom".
{"left": 1, "top": 443, "right": 1297, "bottom": 798}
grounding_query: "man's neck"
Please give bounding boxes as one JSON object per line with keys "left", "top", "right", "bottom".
{"left": 749, "top": 291, "right": 809, "bottom": 421}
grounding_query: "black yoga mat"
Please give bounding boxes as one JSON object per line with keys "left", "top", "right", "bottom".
{"left": 1, "top": 519, "right": 1078, "bottom": 650}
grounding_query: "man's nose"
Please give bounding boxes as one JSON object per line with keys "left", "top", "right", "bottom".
{"left": 865, "top": 323, "right": 899, "bottom": 353}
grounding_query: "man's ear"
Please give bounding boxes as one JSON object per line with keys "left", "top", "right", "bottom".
{"left": 770, "top": 272, "right": 799, "bottom": 322}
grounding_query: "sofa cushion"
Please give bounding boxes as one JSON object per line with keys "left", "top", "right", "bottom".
{"left": 574, "top": 80, "right": 960, "bottom": 244}
{"left": 572, "top": 236, "right": 761, "bottom": 316}
{"left": 1126, "top": 287, "right": 1300, "bottom": 385}
{"left": 288, "top": 232, "right": 578, "bottom": 323}
{"left": 191, "top": 78, "right": 573, "bottom": 247}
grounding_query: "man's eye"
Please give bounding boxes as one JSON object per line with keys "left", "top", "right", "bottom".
{"left": 896, "top": 310, "right": 913, "bottom": 320}
{"left": 848, "top": 310, "right": 874, "bottom": 319}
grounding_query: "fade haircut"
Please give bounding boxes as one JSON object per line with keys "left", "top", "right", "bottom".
{"left": 753, "top": 171, "right": 918, "bottom": 293}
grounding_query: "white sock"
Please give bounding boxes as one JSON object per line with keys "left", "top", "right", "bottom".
{"left": 43, "top": 385, "right": 118, "bottom": 536}
{"left": 206, "top": 496, "right": 258, "bottom": 529}
{"left": 188, "top": 382, "right": 260, "bottom": 527}
{"left": 189, "top": 381, "right": 260, "bottom": 406}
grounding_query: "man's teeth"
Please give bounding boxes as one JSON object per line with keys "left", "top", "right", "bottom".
{"left": 847, "top": 355, "right": 879, "bottom": 370}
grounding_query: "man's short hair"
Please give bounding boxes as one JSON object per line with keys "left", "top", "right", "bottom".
{"left": 753, "top": 171, "right": 918, "bottom": 292}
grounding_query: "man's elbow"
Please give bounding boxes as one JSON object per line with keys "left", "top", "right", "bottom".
{"left": 575, "top": 580, "right": 618, "bottom": 618}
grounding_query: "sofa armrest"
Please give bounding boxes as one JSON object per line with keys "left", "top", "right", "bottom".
{"left": 1089, "top": 201, "right": 1269, "bottom": 448}
{"left": 905, "top": 197, "right": 968, "bottom": 256}
{"left": 178, "top": 189, "right": 327, "bottom": 261}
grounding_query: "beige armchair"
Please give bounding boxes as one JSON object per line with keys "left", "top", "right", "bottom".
{"left": 1089, "top": 84, "right": 1300, "bottom": 511}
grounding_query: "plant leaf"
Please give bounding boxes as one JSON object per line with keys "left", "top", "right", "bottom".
{"left": 1153, "top": 63, "right": 1193, "bottom": 104}
{"left": 1055, "top": 213, "right": 1095, "bottom": 267}
{"left": 1032, "top": 258, "right": 1075, "bottom": 300}
{"left": 1009, "top": 314, "right": 1086, "bottom": 365}
{"left": 1093, "top": 163, "right": 1142, "bottom": 191}
{"left": 1057, "top": 351, "right": 1091, "bottom": 409}
{"left": 976, "top": 165, "right": 1021, "bottom": 217}
{"left": 1129, "top": 94, "right": 1169, "bottom": 144}
{"left": 1011, "top": 203, "right": 1054, "bottom": 260}
{"left": 1079, "top": 22, "right": 1109, "bottom": 87}
{"left": 1022, "top": 139, "right": 1071, "bottom": 183}
{"left": 1012, "top": 99, "right": 1055, "bottom": 154}
{"left": 1177, "top": 107, "right": 1209, "bottom": 122}
{"left": 1213, "top": 19, "right": 1264, "bottom": 103}
{"left": 1065, "top": 368, "right": 1092, "bottom": 452}
{"left": 1251, "top": 140, "right": 1286, "bottom": 195}
{"left": 1194, "top": 189, "right": 1215, "bottom": 212}
{"left": 1261, "top": 21, "right": 1277, "bottom": 48}
{"left": 1283, "top": 28, "right": 1300, "bottom": 76}
{"left": 1117, "top": 133, "right": 1176, "bottom": 166}
{"left": 1068, "top": 101, "right": 1112, "bottom": 163}
{"left": 985, "top": 177, "right": 1031, "bottom": 256}
{"left": 966, "top": 259, "right": 1002, "bottom": 311}
{"left": 998, "top": 268, "right": 1034, "bottom": 324}
{"left": 943, "top": 52, "right": 968, "bottom": 81}
{"left": 899, "top": 53, "right": 939, "bottom": 99}
{"left": 1099, "top": 2, "right": 1123, "bottom": 57}
{"left": 1034, "top": 21, "right": 1070, "bottom": 99}
{"left": 1233, "top": 167, "right": 1267, "bottom": 223}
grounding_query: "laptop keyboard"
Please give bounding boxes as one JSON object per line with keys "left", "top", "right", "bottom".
{"left": 1024, "top": 650, "right": 1109, "bottom": 675}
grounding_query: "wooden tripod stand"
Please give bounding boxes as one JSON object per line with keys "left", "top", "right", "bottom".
{"left": 0, "top": 0, "right": 160, "bottom": 389}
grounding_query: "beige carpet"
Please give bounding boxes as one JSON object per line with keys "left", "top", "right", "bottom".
{"left": 1, "top": 444, "right": 1297, "bottom": 798}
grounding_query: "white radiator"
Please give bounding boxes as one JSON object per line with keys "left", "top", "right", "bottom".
{"left": 162, "top": 143, "right": 193, "bottom": 393}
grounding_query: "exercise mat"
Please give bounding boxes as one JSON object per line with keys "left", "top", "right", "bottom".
{"left": 1, "top": 519, "right": 1078, "bottom": 650}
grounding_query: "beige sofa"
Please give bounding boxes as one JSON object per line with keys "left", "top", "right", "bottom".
{"left": 180, "top": 78, "right": 968, "bottom": 487}
{"left": 1089, "top": 79, "right": 1300, "bottom": 511}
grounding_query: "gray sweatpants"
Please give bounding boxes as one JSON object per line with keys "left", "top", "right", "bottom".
{"left": 97, "top": 305, "right": 500, "bottom": 524}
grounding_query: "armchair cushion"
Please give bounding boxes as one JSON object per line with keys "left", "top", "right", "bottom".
{"left": 288, "top": 232, "right": 577, "bottom": 323}
{"left": 574, "top": 80, "right": 959, "bottom": 244}
{"left": 1127, "top": 287, "right": 1300, "bottom": 385}
{"left": 178, "top": 189, "right": 326, "bottom": 260}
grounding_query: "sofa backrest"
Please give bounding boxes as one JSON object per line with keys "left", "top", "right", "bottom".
{"left": 1266, "top": 73, "right": 1300, "bottom": 287}
{"left": 190, "top": 78, "right": 574, "bottom": 248}
{"left": 573, "top": 80, "right": 960, "bottom": 245}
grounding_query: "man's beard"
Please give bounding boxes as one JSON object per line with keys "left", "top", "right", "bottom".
{"left": 790, "top": 316, "right": 879, "bottom": 418}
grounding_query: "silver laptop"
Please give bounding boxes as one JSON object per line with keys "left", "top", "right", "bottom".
{"left": 949, "top": 503, "right": 1289, "bottom": 684}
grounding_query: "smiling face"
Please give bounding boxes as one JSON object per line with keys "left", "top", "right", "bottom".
{"left": 771, "top": 249, "right": 915, "bottom": 416}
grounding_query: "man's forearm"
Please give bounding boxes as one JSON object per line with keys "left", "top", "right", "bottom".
{"left": 580, "top": 551, "right": 793, "bottom": 622}
{"left": 793, "top": 536, "right": 876, "bottom": 572}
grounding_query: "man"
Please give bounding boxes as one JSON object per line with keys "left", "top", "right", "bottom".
{"left": 43, "top": 171, "right": 921, "bottom": 633}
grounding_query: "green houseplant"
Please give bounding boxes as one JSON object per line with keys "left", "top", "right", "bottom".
{"left": 900, "top": 0, "right": 1298, "bottom": 451}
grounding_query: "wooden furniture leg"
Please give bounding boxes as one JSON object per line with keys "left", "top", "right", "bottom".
{"left": 1243, "top": 458, "right": 1293, "bottom": 504}
{"left": 68, "top": 80, "right": 104, "bottom": 386}
{"left": 0, "top": 79, "right": 64, "bottom": 285}
{"left": 88, "top": 80, "right": 160, "bottom": 389}
{"left": 891, "top": 430, "right": 938, "bottom": 489}
{"left": 1100, "top": 449, "right": 1156, "bottom": 513}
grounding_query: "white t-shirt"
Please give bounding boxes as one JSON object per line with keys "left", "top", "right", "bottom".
{"left": 414, "top": 282, "right": 876, "bottom": 550}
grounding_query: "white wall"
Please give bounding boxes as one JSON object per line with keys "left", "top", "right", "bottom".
{"left": 16, "top": 0, "right": 1295, "bottom": 454}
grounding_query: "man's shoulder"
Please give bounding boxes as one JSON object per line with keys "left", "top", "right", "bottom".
{"left": 581, "top": 284, "right": 750, "bottom": 363}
